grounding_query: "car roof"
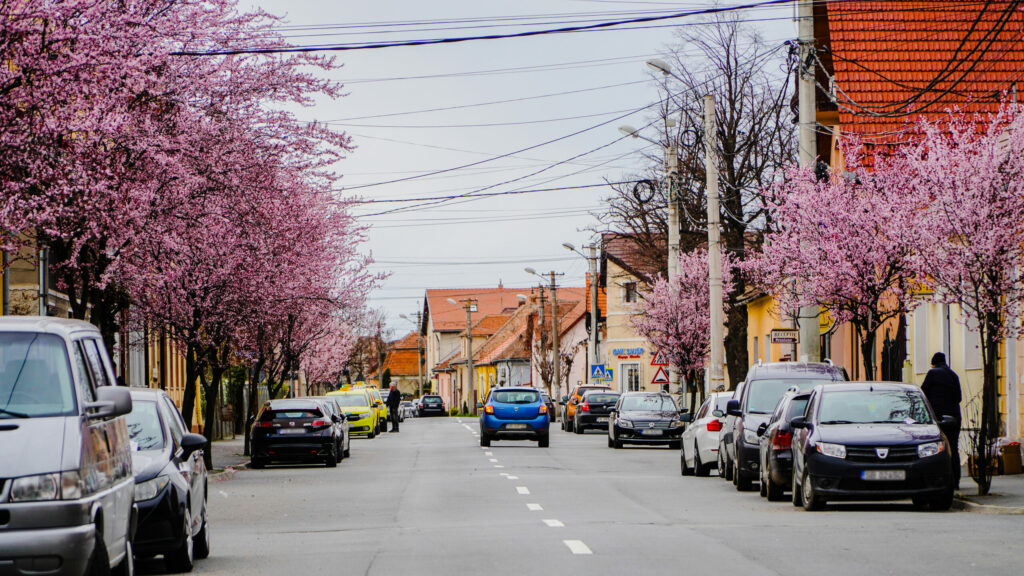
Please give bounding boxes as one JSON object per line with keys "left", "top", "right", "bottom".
{"left": 492, "top": 386, "right": 541, "bottom": 392}
{"left": 582, "top": 389, "right": 619, "bottom": 396}
{"left": 747, "top": 361, "right": 846, "bottom": 380}
{"left": 268, "top": 398, "right": 321, "bottom": 408}
{"left": 619, "top": 391, "right": 670, "bottom": 397}
{"left": 128, "top": 388, "right": 166, "bottom": 400}
{"left": 0, "top": 317, "right": 101, "bottom": 338}
{"left": 814, "top": 381, "right": 919, "bottom": 393}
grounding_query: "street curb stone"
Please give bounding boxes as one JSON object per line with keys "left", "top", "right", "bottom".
{"left": 209, "top": 462, "right": 248, "bottom": 483}
{"left": 953, "top": 495, "right": 1024, "bottom": 515}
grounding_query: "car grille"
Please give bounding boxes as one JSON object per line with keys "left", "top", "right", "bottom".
{"left": 846, "top": 446, "right": 919, "bottom": 463}
{"left": 633, "top": 421, "right": 673, "bottom": 429}
{"left": 838, "top": 477, "right": 925, "bottom": 491}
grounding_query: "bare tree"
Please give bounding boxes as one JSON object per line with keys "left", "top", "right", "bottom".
{"left": 597, "top": 16, "right": 795, "bottom": 386}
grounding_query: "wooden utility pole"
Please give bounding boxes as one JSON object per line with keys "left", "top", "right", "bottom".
{"left": 705, "top": 94, "right": 726, "bottom": 393}
{"left": 797, "top": 0, "right": 821, "bottom": 362}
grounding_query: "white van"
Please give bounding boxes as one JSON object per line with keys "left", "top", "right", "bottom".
{"left": 0, "top": 317, "right": 135, "bottom": 576}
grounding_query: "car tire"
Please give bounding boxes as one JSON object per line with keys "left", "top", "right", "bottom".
{"left": 930, "top": 490, "right": 954, "bottom": 511}
{"left": 325, "top": 446, "right": 338, "bottom": 468}
{"left": 249, "top": 457, "right": 264, "bottom": 469}
{"left": 573, "top": 419, "right": 583, "bottom": 434}
{"left": 480, "top": 434, "right": 491, "bottom": 447}
{"left": 193, "top": 504, "right": 210, "bottom": 560}
{"left": 759, "top": 470, "right": 768, "bottom": 497}
{"left": 165, "top": 507, "right": 195, "bottom": 572}
{"left": 112, "top": 536, "right": 133, "bottom": 576}
{"left": 801, "top": 469, "right": 824, "bottom": 511}
{"left": 695, "top": 448, "right": 710, "bottom": 477}
{"left": 538, "top": 434, "right": 549, "bottom": 448}
{"left": 792, "top": 468, "right": 804, "bottom": 507}
{"left": 681, "top": 449, "right": 694, "bottom": 476}
{"left": 766, "top": 471, "right": 786, "bottom": 501}
{"left": 343, "top": 445, "right": 351, "bottom": 458}
{"left": 725, "top": 456, "right": 734, "bottom": 482}
{"left": 668, "top": 440, "right": 681, "bottom": 450}
{"left": 607, "top": 435, "right": 614, "bottom": 448}
{"left": 88, "top": 526, "right": 111, "bottom": 576}
{"left": 613, "top": 434, "right": 623, "bottom": 449}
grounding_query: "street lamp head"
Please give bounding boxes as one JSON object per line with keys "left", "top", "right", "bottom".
{"left": 446, "top": 298, "right": 458, "bottom": 306}
{"left": 516, "top": 294, "right": 529, "bottom": 301}
{"left": 399, "top": 314, "right": 408, "bottom": 320}
{"left": 646, "top": 58, "right": 672, "bottom": 76}
{"left": 618, "top": 125, "right": 639, "bottom": 138}
{"left": 562, "top": 242, "right": 576, "bottom": 252}
{"left": 524, "top": 267, "right": 537, "bottom": 276}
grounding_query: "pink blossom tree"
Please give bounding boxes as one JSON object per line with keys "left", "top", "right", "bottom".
{"left": 902, "top": 109, "right": 1024, "bottom": 494}
{"left": 745, "top": 152, "right": 924, "bottom": 381}
{"left": 632, "top": 248, "right": 733, "bottom": 406}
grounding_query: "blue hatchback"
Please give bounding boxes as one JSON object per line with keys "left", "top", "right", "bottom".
{"left": 479, "top": 387, "right": 550, "bottom": 447}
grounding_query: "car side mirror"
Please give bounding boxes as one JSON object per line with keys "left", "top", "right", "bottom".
{"left": 726, "top": 399, "right": 742, "bottom": 417}
{"left": 680, "top": 412, "right": 692, "bottom": 423}
{"left": 87, "top": 386, "right": 133, "bottom": 420}
{"left": 180, "top": 433, "right": 206, "bottom": 457}
{"left": 561, "top": 395, "right": 569, "bottom": 403}
{"left": 756, "top": 422, "right": 768, "bottom": 437}
{"left": 939, "top": 415, "right": 956, "bottom": 427}
{"left": 331, "top": 414, "right": 342, "bottom": 423}
{"left": 476, "top": 402, "right": 484, "bottom": 409}
{"left": 790, "top": 416, "right": 808, "bottom": 429}
{"left": 712, "top": 409, "right": 724, "bottom": 418}
{"left": 679, "top": 407, "right": 689, "bottom": 414}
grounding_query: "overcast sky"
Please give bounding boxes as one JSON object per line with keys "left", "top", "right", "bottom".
{"left": 244, "top": 1, "right": 796, "bottom": 334}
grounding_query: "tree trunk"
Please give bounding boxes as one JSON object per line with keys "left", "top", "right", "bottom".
{"left": 973, "top": 313, "right": 1001, "bottom": 496}
{"left": 859, "top": 328, "right": 877, "bottom": 382}
{"left": 202, "top": 355, "right": 225, "bottom": 471}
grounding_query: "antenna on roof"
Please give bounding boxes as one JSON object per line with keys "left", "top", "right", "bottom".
{"left": 498, "top": 279, "right": 503, "bottom": 288}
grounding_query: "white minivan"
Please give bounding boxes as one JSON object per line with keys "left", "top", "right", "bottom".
{"left": 0, "top": 317, "right": 135, "bottom": 576}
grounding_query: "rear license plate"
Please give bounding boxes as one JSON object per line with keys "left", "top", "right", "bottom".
{"left": 597, "top": 417, "right": 609, "bottom": 423}
{"left": 861, "top": 469, "right": 906, "bottom": 481}
{"left": 506, "top": 423, "right": 530, "bottom": 430}
{"left": 641, "top": 429, "right": 663, "bottom": 436}
{"left": 279, "top": 428, "right": 306, "bottom": 435}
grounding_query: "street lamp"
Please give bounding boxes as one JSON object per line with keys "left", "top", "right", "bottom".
{"left": 564, "top": 242, "right": 600, "bottom": 383}
{"left": 399, "top": 313, "right": 425, "bottom": 398}
{"left": 526, "top": 267, "right": 565, "bottom": 400}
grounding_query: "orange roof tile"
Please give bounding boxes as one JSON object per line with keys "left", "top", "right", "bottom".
{"left": 391, "top": 331, "right": 421, "bottom": 350}
{"left": 824, "top": 1, "right": 1024, "bottom": 145}
{"left": 425, "top": 288, "right": 529, "bottom": 332}
{"left": 381, "top": 348, "right": 421, "bottom": 377}
{"left": 464, "top": 314, "right": 512, "bottom": 337}
{"left": 585, "top": 272, "right": 606, "bottom": 321}
{"left": 602, "top": 232, "right": 665, "bottom": 282}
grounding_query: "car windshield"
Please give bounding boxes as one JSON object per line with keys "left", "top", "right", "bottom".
{"left": 0, "top": 332, "right": 77, "bottom": 419}
{"left": 787, "top": 397, "right": 810, "bottom": 420}
{"left": 585, "top": 393, "right": 620, "bottom": 403}
{"left": 620, "top": 395, "right": 676, "bottom": 412}
{"left": 746, "top": 379, "right": 834, "bottom": 414}
{"left": 818, "top": 390, "right": 933, "bottom": 425}
{"left": 333, "top": 394, "right": 369, "bottom": 407}
{"left": 492, "top": 390, "right": 539, "bottom": 404}
{"left": 125, "top": 400, "right": 165, "bottom": 451}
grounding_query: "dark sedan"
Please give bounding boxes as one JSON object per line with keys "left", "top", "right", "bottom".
{"left": 418, "top": 394, "right": 446, "bottom": 416}
{"left": 574, "top": 390, "right": 620, "bottom": 433}
{"left": 791, "top": 382, "right": 955, "bottom": 511}
{"left": 250, "top": 398, "right": 346, "bottom": 468}
{"left": 756, "top": 390, "right": 810, "bottom": 501}
{"left": 127, "top": 389, "right": 210, "bottom": 572}
{"left": 608, "top": 392, "right": 686, "bottom": 449}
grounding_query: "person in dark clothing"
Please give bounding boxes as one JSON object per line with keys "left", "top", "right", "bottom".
{"left": 921, "top": 352, "right": 962, "bottom": 488}
{"left": 385, "top": 384, "right": 402, "bottom": 433}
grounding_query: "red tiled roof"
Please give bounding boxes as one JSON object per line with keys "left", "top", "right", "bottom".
{"left": 602, "top": 232, "right": 664, "bottom": 282}
{"left": 476, "top": 304, "right": 533, "bottom": 365}
{"left": 585, "top": 272, "right": 606, "bottom": 321}
{"left": 824, "top": 1, "right": 1024, "bottom": 144}
{"left": 381, "top": 348, "right": 421, "bottom": 377}
{"left": 464, "top": 314, "right": 512, "bottom": 338}
{"left": 425, "top": 288, "right": 529, "bottom": 332}
{"left": 391, "top": 331, "right": 421, "bottom": 350}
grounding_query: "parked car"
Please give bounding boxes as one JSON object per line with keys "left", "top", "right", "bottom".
{"left": 366, "top": 388, "right": 389, "bottom": 429}
{"left": 312, "top": 397, "right": 351, "bottom": 458}
{"left": 0, "top": 317, "right": 136, "bottom": 576}
{"left": 561, "top": 384, "right": 612, "bottom": 432}
{"left": 418, "top": 394, "right": 446, "bottom": 417}
{"left": 573, "top": 390, "right": 620, "bottom": 433}
{"left": 539, "top": 392, "right": 556, "bottom": 422}
{"left": 250, "top": 398, "right": 346, "bottom": 468}
{"left": 608, "top": 392, "right": 686, "bottom": 449}
{"left": 680, "top": 392, "right": 732, "bottom": 476}
{"left": 756, "top": 390, "right": 810, "bottom": 500}
{"left": 327, "top": 389, "right": 378, "bottom": 437}
{"left": 721, "top": 361, "right": 846, "bottom": 490}
{"left": 127, "top": 388, "right": 210, "bottom": 571}
{"left": 479, "top": 387, "right": 550, "bottom": 447}
{"left": 400, "top": 401, "right": 417, "bottom": 419}
{"left": 790, "top": 382, "right": 955, "bottom": 511}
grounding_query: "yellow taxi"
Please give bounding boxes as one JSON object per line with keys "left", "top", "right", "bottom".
{"left": 364, "top": 387, "right": 389, "bottom": 429}
{"left": 327, "top": 388, "right": 380, "bottom": 437}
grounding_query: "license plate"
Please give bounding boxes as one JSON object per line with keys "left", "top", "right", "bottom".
{"left": 861, "top": 469, "right": 906, "bottom": 481}
{"left": 597, "top": 417, "right": 609, "bottom": 423}
{"left": 279, "top": 428, "right": 306, "bottom": 435}
{"left": 641, "top": 429, "right": 663, "bottom": 436}
{"left": 506, "top": 423, "right": 529, "bottom": 430}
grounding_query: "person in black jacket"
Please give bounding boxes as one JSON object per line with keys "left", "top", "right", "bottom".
{"left": 385, "top": 384, "right": 402, "bottom": 433}
{"left": 921, "top": 352, "right": 962, "bottom": 488}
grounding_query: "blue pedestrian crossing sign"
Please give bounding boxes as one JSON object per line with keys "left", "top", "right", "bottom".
{"left": 590, "top": 364, "right": 606, "bottom": 381}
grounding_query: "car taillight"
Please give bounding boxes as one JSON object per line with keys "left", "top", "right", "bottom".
{"left": 310, "top": 420, "right": 329, "bottom": 428}
{"left": 484, "top": 405, "right": 494, "bottom": 414}
{"left": 538, "top": 404, "right": 548, "bottom": 414}
{"left": 256, "top": 421, "right": 275, "bottom": 428}
{"left": 581, "top": 403, "right": 590, "bottom": 412}
{"left": 772, "top": 431, "right": 792, "bottom": 450}
{"left": 706, "top": 419, "right": 723, "bottom": 432}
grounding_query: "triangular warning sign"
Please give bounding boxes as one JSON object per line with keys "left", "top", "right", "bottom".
{"left": 651, "top": 366, "right": 670, "bottom": 384}
{"left": 651, "top": 350, "right": 669, "bottom": 366}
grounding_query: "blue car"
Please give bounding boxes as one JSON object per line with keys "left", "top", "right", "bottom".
{"left": 479, "top": 387, "right": 550, "bottom": 447}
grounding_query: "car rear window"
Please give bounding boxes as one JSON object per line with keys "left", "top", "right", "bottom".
{"left": 263, "top": 409, "right": 322, "bottom": 420}
{"left": 585, "top": 393, "right": 619, "bottom": 403}
{"left": 746, "top": 379, "right": 834, "bottom": 414}
{"left": 424, "top": 397, "right": 442, "bottom": 404}
{"left": 714, "top": 395, "right": 733, "bottom": 413}
{"left": 333, "top": 394, "right": 369, "bottom": 407}
{"left": 492, "top": 390, "right": 540, "bottom": 404}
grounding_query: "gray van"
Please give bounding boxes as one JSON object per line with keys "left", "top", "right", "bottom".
{"left": 0, "top": 317, "right": 135, "bottom": 576}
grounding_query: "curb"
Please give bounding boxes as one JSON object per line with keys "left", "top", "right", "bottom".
{"left": 209, "top": 462, "right": 248, "bottom": 483}
{"left": 953, "top": 495, "right": 1024, "bottom": 515}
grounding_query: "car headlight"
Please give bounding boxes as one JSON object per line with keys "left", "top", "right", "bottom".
{"left": 617, "top": 419, "right": 634, "bottom": 428}
{"left": 918, "top": 441, "right": 945, "bottom": 458}
{"left": 11, "top": 473, "right": 60, "bottom": 502}
{"left": 670, "top": 420, "right": 683, "bottom": 428}
{"left": 816, "top": 442, "right": 846, "bottom": 459}
{"left": 135, "top": 475, "right": 170, "bottom": 502}
{"left": 743, "top": 428, "right": 760, "bottom": 444}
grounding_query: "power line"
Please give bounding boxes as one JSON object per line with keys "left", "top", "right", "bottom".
{"left": 349, "top": 181, "right": 637, "bottom": 205}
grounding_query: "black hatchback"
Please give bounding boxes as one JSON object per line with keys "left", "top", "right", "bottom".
{"left": 790, "top": 382, "right": 955, "bottom": 511}
{"left": 418, "top": 395, "right": 446, "bottom": 416}
{"left": 756, "top": 390, "right": 810, "bottom": 501}
{"left": 573, "top": 390, "right": 620, "bottom": 433}
{"left": 250, "top": 399, "right": 346, "bottom": 468}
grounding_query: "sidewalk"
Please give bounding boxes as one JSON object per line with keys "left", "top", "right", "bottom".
{"left": 954, "top": 468, "right": 1024, "bottom": 514}
{"left": 209, "top": 436, "right": 248, "bottom": 482}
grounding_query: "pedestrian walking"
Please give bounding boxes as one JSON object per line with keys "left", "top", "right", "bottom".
{"left": 386, "top": 383, "right": 402, "bottom": 433}
{"left": 921, "top": 352, "right": 962, "bottom": 489}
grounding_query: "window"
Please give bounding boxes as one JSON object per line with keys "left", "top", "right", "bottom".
{"left": 753, "top": 336, "right": 759, "bottom": 363}
{"left": 82, "top": 339, "right": 111, "bottom": 388}
{"left": 964, "top": 322, "right": 981, "bottom": 371}
{"left": 161, "top": 396, "right": 186, "bottom": 447}
{"left": 622, "top": 363, "right": 640, "bottom": 392}
{"left": 818, "top": 390, "right": 932, "bottom": 425}
{"left": 72, "top": 341, "right": 96, "bottom": 403}
{"left": 623, "top": 282, "right": 638, "bottom": 303}
{"left": 126, "top": 400, "right": 165, "bottom": 451}
{"left": 694, "top": 397, "right": 711, "bottom": 420}
{"left": 492, "top": 390, "right": 540, "bottom": 404}
{"left": 913, "top": 311, "right": 929, "bottom": 374}
{"left": 620, "top": 394, "right": 676, "bottom": 411}
{"left": 0, "top": 332, "right": 77, "bottom": 418}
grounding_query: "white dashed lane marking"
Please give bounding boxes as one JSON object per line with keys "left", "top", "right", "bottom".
{"left": 485, "top": 452, "right": 493, "bottom": 456}
{"left": 506, "top": 475, "right": 519, "bottom": 480}
{"left": 527, "top": 503, "right": 543, "bottom": 511}
{"left": 563, "top": 540, "right": 593, "bottom": 555}
{"left": 516, "top": 486, "right": 530, "bottom": 495}
{"left": 489, "top": 458, "right": 498, "bottom": 462}
{"left": 494, "top": 465, "right": 504, "bottom": 468}
{"left": 543, "top": 519, "right": 564, "bottom": 528}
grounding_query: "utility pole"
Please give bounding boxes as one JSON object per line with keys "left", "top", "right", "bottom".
{"left": 448, "top": 298, "right": 478, "bottom": 413}
{"left": 549, "top": 271, "right": 561, "bottom": 401}
{"left": 587, "top": 244, "right": 599, "bottom": 374}
{"left": 666, "top": 136, "right": 681, "bottom": 395}
{"left": 705, "top": 94, "right": 726, "bottom": 393}
{"left": 401, "top": 311, "right": 425, "bottom": 398}
{"left": 797, "top": 0, "right": 821, "bottom": 362}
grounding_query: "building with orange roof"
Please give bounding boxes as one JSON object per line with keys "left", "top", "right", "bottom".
{"left": 380, "top": 331, "right": 425, "bottom": 398}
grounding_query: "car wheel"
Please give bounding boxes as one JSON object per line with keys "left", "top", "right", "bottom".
{"left": 87, "top": 525, "right": 111, "bottom": 576}
{"left": 607, "top": 435, "right": 614, "bottom": 448}
{"left": 613, "top": 434, "right": 623, "bottom": 449}
{"left": 759, "top": 469, "right": 768, "bottom": 497}
{"left": 695, "top": 448, "right": 710, "bottom": 477}
{"left": 681, "top": 446, "right": 695, "bottom": 476}
{"left": 573, "top": 419, "right": 583, "bottom": 434}
{"left": 930, "top": 490, "right": 954, "bottom": 511}
{"left": 766, "top": 471, "right": 786, "bottom": 502}
{"left": 480, "top": 434, "right": 491, "bottom": 447}
{"left": 249, "top": 457, "right": 264, "bottom": 469}
{"left": 193, "top": 504, "right": 210, "bottom": 560}
{"left": 725, "top": 456, "right": 734, "bottom": 481}
{"left": 112, "top": 536, "right": 133, "bottom": 576}
{"left": 538, "top": 434, "right": 549, "bottom": 448}
{"left": 792, "top": 467, "right": 804, "bottom": 507}
{"left": 325, "top": 445, "right": 338, "bottom": 468}
{"left": 668, "top": 440, "right": 681, "bottom": 450}
{"left": 801, "top": 469, "right": 823, "bottom": 511}
{"left": 165, "top": 507, "right": 195, "bottom": 572}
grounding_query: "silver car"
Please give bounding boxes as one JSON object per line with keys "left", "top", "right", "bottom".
{"left": 0, "top": 318, "right": 135, "bottom": 576}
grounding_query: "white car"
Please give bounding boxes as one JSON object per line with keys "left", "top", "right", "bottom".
{"left": 680, "top": 391, "right": 733, "bottom": 476}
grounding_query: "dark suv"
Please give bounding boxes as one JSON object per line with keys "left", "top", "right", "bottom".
{"left": 418, "top": 395, "right": 446, "bottom": 416}
{"left": 721, "top": 361, "right": 846, "bottom": 491}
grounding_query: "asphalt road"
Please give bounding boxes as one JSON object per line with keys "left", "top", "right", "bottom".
{"left": 155, "top": 417, "right": 1021, "bottom": 576}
